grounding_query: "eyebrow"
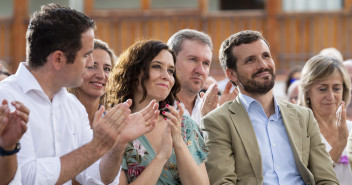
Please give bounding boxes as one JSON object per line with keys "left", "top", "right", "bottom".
{"left": 151, "top": 61, "right": 175, "bottom": 68}
{"left": 187, "top": 55, "right": 198, "bottom": 58}
{"left": 316, "top": 83, "right": 343, "bottom": 86}
{"left": 243, "top": 55, "right": 255, "bottom": 62}
{"left": 84, "top": 49, "right": 94, "bottom": 56}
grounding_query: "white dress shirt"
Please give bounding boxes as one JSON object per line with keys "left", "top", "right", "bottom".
{"left": 0, "top": 63, "right": 119, "bottom": 185}
{"left": 182, "top": 94, "right": 203, "bottom": 125}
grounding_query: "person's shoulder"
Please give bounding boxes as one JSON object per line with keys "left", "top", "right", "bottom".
{"left": 0, "top": 75, "right": 21, "bottom": 98}
{"left": 204, "top": 100, "right": 237, "bottom": 119}
{"left": 0, "top": 75, "right": 19, "bottom": 90}
{"left": 277, "top": 99, "right": 311, "bottom": 115}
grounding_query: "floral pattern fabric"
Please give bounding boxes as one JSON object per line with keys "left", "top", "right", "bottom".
{"left": 121, "top": 115, "right": 209, "bottom": 185}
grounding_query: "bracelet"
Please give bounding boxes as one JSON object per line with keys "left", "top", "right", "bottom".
{"left": 0, "top": 143, "right": 21, "bottom": 156}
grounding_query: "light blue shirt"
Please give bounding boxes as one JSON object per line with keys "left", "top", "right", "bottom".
{"left": 239, "top": 93, "right": 305, "bottom": 185}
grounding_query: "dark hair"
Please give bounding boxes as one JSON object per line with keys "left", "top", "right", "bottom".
{"left": 0, "top": 71, "right": 11, "bottom": 77}
{"left": 219, "top": 30, "right": 269, "bottom": 71}
{"left": 105, "top": 40, "right": 181, "bottom": 111}
{"left": 285, "top": 67, "right": 302, "bottom": 94}
{"left": 26, "top": 3, "right": 95, "bottom": 69}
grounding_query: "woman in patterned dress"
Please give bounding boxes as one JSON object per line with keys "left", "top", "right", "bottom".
{"left": 105, "top": 40, "right": 209, "bottom": 185}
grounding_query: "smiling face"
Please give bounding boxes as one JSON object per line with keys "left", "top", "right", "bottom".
{"left": 137, "top": 49, "right": 175, "bottom": 102}
{"left": 78, "top": 48, "right": 112, "bottom": 98}
{"left": 229, "top": 39, "right": 275, "bottom": 96}
{"left": 308, "top": 70, "right": 343, "bottom": 116}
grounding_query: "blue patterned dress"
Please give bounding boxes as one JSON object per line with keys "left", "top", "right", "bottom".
{"left": 121, "top": 115, "right": 209, "bottom": 185}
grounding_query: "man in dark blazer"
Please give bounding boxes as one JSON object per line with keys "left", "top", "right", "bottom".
{"left": 201, "top": 30, "right": 338, "bottom": 185}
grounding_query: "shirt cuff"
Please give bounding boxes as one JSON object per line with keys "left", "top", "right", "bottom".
{"left": 76, "top": 159, "right": 121, "bottom": 185}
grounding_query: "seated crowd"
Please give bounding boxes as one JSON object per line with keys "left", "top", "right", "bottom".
{"left": 1, "top": 3, "right": 352, "bottom": 185}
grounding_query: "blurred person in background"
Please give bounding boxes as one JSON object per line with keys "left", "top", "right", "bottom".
{"left": 319, "top": 47, "right": 344, "bottom": 62}
{"left": 0, "top": 62, "right": 11, "bottom": 81}
{"left": 343, "top": 59, "right": 352, "bottom": 121}
{"left": 298, "top": 55, "right": 352, "bottom": 184}
{"left": 285, "top": 67, "right": 301, "bottom": 95}
{"left": 287, "top": 80, "right": 300, "bottom": 104}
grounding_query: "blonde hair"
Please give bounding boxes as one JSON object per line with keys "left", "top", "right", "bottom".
{"left": 298, "top": 55, "right": 351, "bottom": 108}
{"left": 68, "top": 39, "right": 116, "bottom": 105}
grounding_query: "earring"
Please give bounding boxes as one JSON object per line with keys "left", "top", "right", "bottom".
{"left": 307, "top": 98, "right": 310, "bottom": 104}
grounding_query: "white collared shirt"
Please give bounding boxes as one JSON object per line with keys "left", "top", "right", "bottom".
{"left": 182, "top": 94, "right": 203, "bottom": 125}
{"left": 0, "top": 63, "right": 119, "bottom": 185}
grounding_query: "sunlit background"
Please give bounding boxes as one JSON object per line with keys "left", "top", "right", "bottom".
{"left": 0, "top": 0, "right": 350, "bottom": 98}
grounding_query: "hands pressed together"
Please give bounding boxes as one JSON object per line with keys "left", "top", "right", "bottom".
{"left": 158, "top": 102, "right": 185, "bottom": 160}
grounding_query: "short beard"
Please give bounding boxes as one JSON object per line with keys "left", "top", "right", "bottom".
{"left": 237, "top": 68, "right": 275, "bottom": 95}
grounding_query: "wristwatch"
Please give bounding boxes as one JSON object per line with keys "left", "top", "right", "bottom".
{"left": 0, "top": 143, "right": 21, "bottom": 156}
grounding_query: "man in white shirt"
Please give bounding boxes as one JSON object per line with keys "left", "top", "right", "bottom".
{"left": 0, "top": 4, "right": 158, "bottom": 185}
{"left": 0, "top": 99, "right": 29, "bottom": 185}
{"left": 167, "top": 29, "right": 237, "bottom": 124}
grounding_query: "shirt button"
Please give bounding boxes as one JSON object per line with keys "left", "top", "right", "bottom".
{"left": 273, "top": 143, "right": 276, "bottom": 147}
{"left": 276, "top": 166, "right": 279, "bottom": 170}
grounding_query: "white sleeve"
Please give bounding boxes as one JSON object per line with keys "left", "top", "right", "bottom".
{"left": 76, "top": 160, "right": 121, "bottom": 185}
{"left": 0, "top": 87, "right": 61, "bottom": 185}
{"left": 74, "top": 102, "right": 121, "bottom": 185}
{"left": 8, "top": 166, "right": 22, "bottom": 185}
{"left": 18, "top": 124, "right": 61, "bottom": 185}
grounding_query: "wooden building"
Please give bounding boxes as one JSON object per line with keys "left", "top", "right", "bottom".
{"left": 1, "top": 0, "right": 352, "bottom": 77}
